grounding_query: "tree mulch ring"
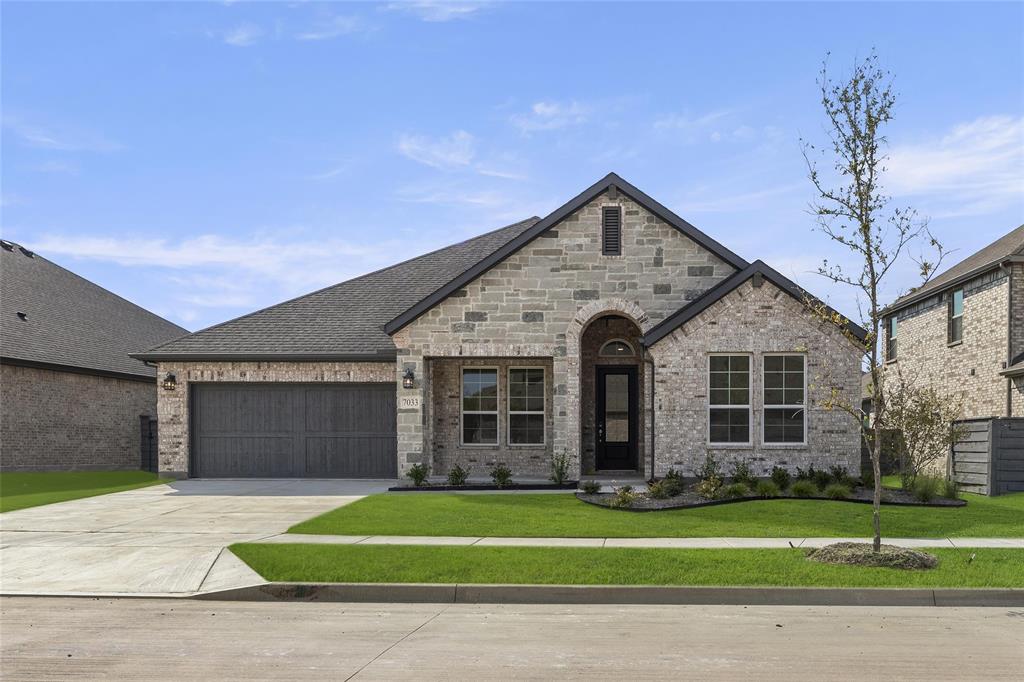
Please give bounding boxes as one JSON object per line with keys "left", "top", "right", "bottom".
{"left": 806, "top": 542, "right": 939, "bottom": 570}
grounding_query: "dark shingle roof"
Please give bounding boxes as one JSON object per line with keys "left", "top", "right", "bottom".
{"left": 886, "top": 225, "right": 1024, "bottom": 313}
{"left": 137, "top": 217, "right": 540, "bottom": 361}
{"left": 1, "top": 240, "right": 188, "bottom": 379}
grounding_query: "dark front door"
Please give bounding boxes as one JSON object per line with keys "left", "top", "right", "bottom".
{"left": 596, "top": 366, "right": 638, "bottom": 471}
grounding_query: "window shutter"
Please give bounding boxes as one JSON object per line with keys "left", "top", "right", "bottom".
{"left": 602, "top": 206, "right": 621, "bottom": 255}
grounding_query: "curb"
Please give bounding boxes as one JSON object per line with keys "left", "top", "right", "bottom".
{"left": 193, "top": 582, "right": 1024, "bottom": 607}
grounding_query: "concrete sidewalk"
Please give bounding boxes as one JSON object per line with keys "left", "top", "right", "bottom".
{"left": 256, "top": 534, "right": 1024, "bottom": 549}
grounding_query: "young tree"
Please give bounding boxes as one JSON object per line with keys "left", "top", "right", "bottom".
{"left": 802, "top": 52, "right": 947, "bottom": 552}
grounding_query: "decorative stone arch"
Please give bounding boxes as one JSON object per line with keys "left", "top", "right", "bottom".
{"left": 555, "top": 299, "right": 653, "bottom": 478}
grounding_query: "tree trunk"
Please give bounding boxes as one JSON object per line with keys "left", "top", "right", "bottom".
{"left": 871, "top": 399, "right": 883, "bottom": 553}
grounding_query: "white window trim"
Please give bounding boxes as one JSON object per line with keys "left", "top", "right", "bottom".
{"left": 598, "top": 338, "right": 636, "bottom": 358}
{"left": 507, "top": 366, "right": 546, "bottom": 447}
{"left": 887, "top": 317, "right": 898, "bottom": 362}
{"left": 460, "top": 366, "right": 500, "bottom": 447}
{"left": 949, "top": 289, "right": 964, "bottom": 344}
{"left": 761, "top": 353, "right": 808, "bottom": 447}
{"left": 707, "top": 352, "right": 753, "bottom": 447}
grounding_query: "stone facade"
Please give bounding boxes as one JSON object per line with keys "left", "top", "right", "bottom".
{"left": 155, "top": 360, "right": 393, "bottom": 477}
{"left": 0, "top": 363, "right": 156, "bottom": 471}
{"left": 648, "top": 279, "right": 862, "bottom": 478}
{"left": 883, "top": 268, "right": 1014, "bottom": 419}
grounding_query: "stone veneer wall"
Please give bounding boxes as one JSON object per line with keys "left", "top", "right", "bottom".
{"left": 428, "top": 357, "right": 553, "bottom": 478}
{"left": 648, "top": 279, "right": 862, "bottom": 478}
{"left": 155, "top": 361, "right": 394, "bottom": 477}
{"left": 883, "top": 270, "right": 1010, "bottom": 419}
{"left": 393, "top": 189, "right": 736, "bottom": 476}
{"left": 0, "top": 363, "right": 155, "bottom": 471}
{"left": 1009, "top": 265, "right": 1024, "bottom": 417}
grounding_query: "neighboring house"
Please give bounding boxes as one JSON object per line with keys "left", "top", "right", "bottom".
{"left": 880, "top": 225, "right": 1024, "bottom": 418}
{"left": 136, "top": 173, "right": 865, "bottom": 481}
{"left": 1, "top": 240, "right": 188, "bottom": 471}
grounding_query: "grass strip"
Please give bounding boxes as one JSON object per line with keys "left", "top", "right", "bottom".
{"left": 0, "top": 471, "right": 168, "bottom": 512}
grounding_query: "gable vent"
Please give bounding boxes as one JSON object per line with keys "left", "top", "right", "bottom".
{"left": 602, "top": 206, "right": 622, "bottom": 256}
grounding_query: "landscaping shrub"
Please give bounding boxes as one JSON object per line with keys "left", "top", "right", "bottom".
{"left": 549, "top": 453, "right": 570, "bottom": 485}
{"left": 696, "top": 453, "right": 720, "bottom": 483}
{"left": 490, "top": 464, "right": 513, "bottom": 489}
{"left": 446, "top": 464, "right": 470, "bottom": 487}
{"left": 941, "top": 477, "right": 960, "bottom": 500}
{"left": 861, "top": 467, "right": 875, "bottom": 489}
{"left": 696, "top": 475, "right": 722, "bottom": 500}
{"left": 812, "top": 467, "right": 834, "bottom": 489}
{"left": 730, "top": 458, "right": 756, "bottom": 488}
{"left": 770, "top": 466, "right": 791, "bottom": 491}
{"left": 823, "top": 483, "right": 851, "bottom": 500}
{"left": 579, "top": 480, "right": 601, "bottom": 495}
{"left": 755, "top": 480, "right": 780, "bottom": 498}
{"left": 790, "top": 480, "right": 818, "bottom": 498}
{"left": 723, "top": 482, "right": 750, "bottom": 498}
{"left": 609, "top": 485, "right": 638, "bottom": 508}
{"left": 647, "top": 479, "right": 672, "bottom": 499}
{"left": 829, "top": 465, "right": 856, "bottom": 488}
{"left": 407, "top": 463, "right": 430, "bottom": 487}
{"left": 664, "top": 467, "right": 684, "bottom": 483}
{"left": 912, "top": 475, "right": 941, "bottom": 503}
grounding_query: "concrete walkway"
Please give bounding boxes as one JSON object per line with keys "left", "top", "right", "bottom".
{"left": 258, "top": 533, "right": 1024, "bottom": 548}
{"left": 0, "top": 479, "right": 393, "bottom": 596}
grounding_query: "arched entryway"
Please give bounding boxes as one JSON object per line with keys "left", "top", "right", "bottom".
{"left": 580, "top": 314, "right": 645, "bottom": 474}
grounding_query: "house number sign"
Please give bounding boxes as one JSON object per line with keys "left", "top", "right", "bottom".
{"left": 400, "top": 396, "right": 421, "bottom": 409}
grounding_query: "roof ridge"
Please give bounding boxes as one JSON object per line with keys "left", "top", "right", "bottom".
{"left": 142, "top": 216, "right": 539, "bottom": 354}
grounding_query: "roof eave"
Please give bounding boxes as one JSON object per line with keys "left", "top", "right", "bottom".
{"left": 882, "top": 255, "right": 1024, "bottom": 316}
{"left": 130, "top": 352, "right": 397, "bottom": 363}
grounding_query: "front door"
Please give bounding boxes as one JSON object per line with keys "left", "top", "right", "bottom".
{"left": 596, "top": 366, "right": 638, "bottom": 471}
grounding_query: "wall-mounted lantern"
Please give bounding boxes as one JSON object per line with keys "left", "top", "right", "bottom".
{"left": 402, "top": 368, "right": 415, "bottom": 390}
{"left": 162, "top": 372, "right": 177, "bottom": 391}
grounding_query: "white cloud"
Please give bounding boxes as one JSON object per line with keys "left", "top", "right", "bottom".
{"left": 30, "top": 160, "right": 79, "bottom": 175}
{"left": 295, "top": 15, "right": 365, "bottom": 41}
{"left": 397, "top": 130, "right": 476, "bottom": 169}
{"left": 886, "top": 115, "right": 1024, "bottom": 216}
{"left": 678, "top": 182, "right": 805, "bottom": 213}
{"left": 2, "top": 116, "right": 123, "bottom": 152}
{"left": 510, "top": 100, "right": 589, "bottom": 133}
{"left": 654, "top": 110, "right": 732, "bottom": 133}
{"left": 222, "top": 23, "right": 263, "bottom": 47}
{"left": 386, "top": 1, "right": 490, "bottom": 22}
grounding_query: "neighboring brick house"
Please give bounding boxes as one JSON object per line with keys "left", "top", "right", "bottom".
{"left": 137, "top": 174, "right": 865, "bottom": 481}
{"left": 880, "top": 225, "right": 1024, "bottom": 419}
{"left": 1, "top": 240, "right": 187, "bottom": 471}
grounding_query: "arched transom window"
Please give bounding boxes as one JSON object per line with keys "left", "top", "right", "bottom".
{"left": 599, "top": 339, "right": 635, "bottom": 358}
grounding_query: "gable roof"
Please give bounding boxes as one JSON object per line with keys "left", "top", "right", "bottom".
{"left": 641, "top": 260, "right": 868, "bottom": 347}
{"left": 884, "top": 224, "right": 1024, "bottom": 314}
{"left": 134, "top": 217, "right": 540, "bottom": 361}
{"left": 0, "top": 240, "right": 188, "bottom": 380}
{"left": 383, "top": 172, "right": 750, "bottom": 334}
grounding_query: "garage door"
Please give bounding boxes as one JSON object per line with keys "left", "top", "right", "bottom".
{"left": 191, "top": 383, "right": 397, "bottom": 478}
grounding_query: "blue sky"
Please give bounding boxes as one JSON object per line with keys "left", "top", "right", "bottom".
{"left": 3, "top": 1, "right": 1022, "bottom": 332}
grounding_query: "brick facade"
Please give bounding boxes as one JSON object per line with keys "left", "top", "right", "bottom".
{"left": 0, "top": 363, "right": 156, "bottom": 471}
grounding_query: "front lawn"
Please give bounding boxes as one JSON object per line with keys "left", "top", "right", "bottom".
{"left": 0, "top": 471, "right": 168, "bottom": 512}
{"left": 289, "top": 492, "right": 1024, "bottom": 538}
{"left": 231, "top": 544, "right": 1024, "bottom": 588}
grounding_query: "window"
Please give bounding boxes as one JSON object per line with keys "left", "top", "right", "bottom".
{"left": 763, "top": 355, "right": 806, "bottom": 444}
{"left": 462, "top": 368, "right": 498, "bottom": 445}
{"left": 599, "top": 339, "right": 634, "bottom": 357}
{"left": 602, "top": 205, "right": 622, "bottom": 255}
{"left": 948, "top": 289, "right": 964, "bottom": 344}
{"left": 887, "top": 317, "right": 898, "bottom": 361}
{"left": 508, "top": 367, "right": 545, "bottom": 445}
{"left": 708, "top": 355, "right": 750, "bottom": 444}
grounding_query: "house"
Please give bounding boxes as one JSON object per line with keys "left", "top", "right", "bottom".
{"left": 880, "top": 225, "right": 1024, "bottom": 494}
{"left": 135, "top": 173, "right": 865, "bottom": 481}
{"left": 1, "top": 240, "right": 188, "bottom": 471}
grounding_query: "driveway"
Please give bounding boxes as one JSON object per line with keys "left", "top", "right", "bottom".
{"left": 0, "top": 479, "right": 392, "bottom": 596}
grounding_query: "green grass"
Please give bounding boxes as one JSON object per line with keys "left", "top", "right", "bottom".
{"left": 289, "top": 492, "right": 1024, "bottom": 538}
{"left": 231, "top": 544, "right": 1024, "bottom": 588}
{"left": 0, "top": 471, "right": 168, "bottom": 512}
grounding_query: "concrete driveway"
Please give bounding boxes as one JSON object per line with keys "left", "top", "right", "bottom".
{"left": 0, "top": 479, "right": 392, "bottom": 596}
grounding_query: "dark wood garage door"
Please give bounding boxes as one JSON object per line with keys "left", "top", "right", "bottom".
{"left": 190, "top": 383, "right": 397, "bottom": 478}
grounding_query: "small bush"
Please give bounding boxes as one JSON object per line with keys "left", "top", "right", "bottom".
{"left": 648, "top": 479, "right": 683, "bottom": 499}
{"left": 490, "top": 464, "right": 513, "bottom": 489}
{"left": 580, "top": 480, "right": 601, "bottom": 495}
{"left": 696, "top": 453, "right": 721, "bottom": 482}
{"left": 754, "top": 479, "right": 780, "bottom": 498}
{"left": 812, "top": 467, "right": 834, "bottom": 489}
{"left": 861, "top": 467, "right": 876, "bottom": 489}
{"left": 609, "top": 485, "right": 638, "bottom": 508}
{"left": 823, "top": 483, "right": 851, "bottom": 500}
{"left": 770, "top": 466, "right": 791, "bottom": 491}
{"left": 790, "top": 480, "right": 818, "bottom": 497}
{"left": 407, "top": 463, "right": 430, "bottom": 487}
{"left": 941, "top": 477, "right": 960, "bottom": 500}
{"left": 723, "top": 482, "right": 750, "bottom": 498}
{"left": 549, "top": 453, "right": 570, "bottom": 485}
{"left": 912, "top": 475, "right": 941, "bottom": 503}
{"left": 829, "top": 465, "right": 855, "bottom": 487}
{"left": 664, "top": 467, "right": 684, "bottom": 483}
{"left": 446, "top": 464, "right": 470, "bottom": 486}
{"left": 730, "top": 458, "right": 756, "bottom": 487}
{"left": 696, "top": 475, "right": 722, "bottom": 500}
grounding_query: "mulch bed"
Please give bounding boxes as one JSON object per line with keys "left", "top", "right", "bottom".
{"left": 389, "top": 482, "right": 578, "bottom": 492}
{"left": 577, "top": 486, "right": 966, "bottom": 512}
{"left": 806, "top": 542, "right": 940, "bottom": 570}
